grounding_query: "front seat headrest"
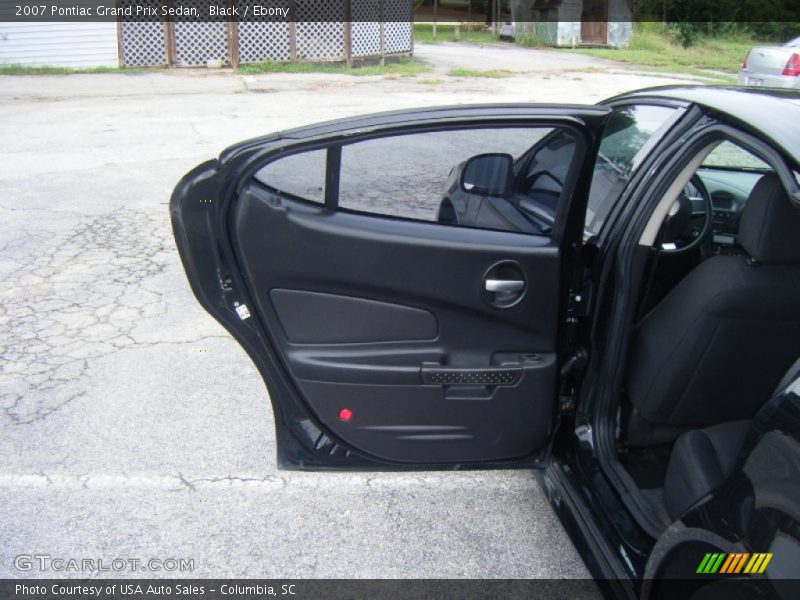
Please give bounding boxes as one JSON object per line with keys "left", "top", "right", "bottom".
{"left": 738, "top": 173, "right": 800, "bottom": 264}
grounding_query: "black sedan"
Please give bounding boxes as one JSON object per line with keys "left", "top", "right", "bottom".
{"left": 171, "top": 86, "right": 800, "bottom": 598}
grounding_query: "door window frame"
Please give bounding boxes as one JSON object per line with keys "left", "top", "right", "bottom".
{"left": 238, "top": 118, "right": 597, "bottom": 246}
{"left": 588, "top": 99, "right": 689, "bottom": 244}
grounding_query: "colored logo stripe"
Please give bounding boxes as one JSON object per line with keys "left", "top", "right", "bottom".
{"left": 698, "top": 552, "right": 773, "bottom": 574}
{"left": 745, "top": 553, "right": 774, "bottom": 574}
{"left": 696, "top": 553, "right": 712, "bottom": 573}
{"left": 697, "top": 553, "right": 725, "bottom": 573}
{"left": 758, "top": 554, "right": 774, "bottom": 573}
{"left": 733, "top": 553, "right": 749, "bottom": 574}
{"left": 719, "top": 554, "right": 736, "bottom": 573}
{"left": 721, "top": 553, "right": 747, "bottom": 574}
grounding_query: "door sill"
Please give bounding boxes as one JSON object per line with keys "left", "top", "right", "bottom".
{"left": 538, "top": 463, "right": 637, "bottom": 597}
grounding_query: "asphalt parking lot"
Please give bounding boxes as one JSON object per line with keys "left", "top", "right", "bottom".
{"left": 0, "top": 43, "right": 693, "bottom": 579}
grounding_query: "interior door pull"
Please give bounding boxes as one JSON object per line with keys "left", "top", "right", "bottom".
{"left": 483, "top": 262, "right": 527, "bottom": 308}
{"left": 485, "top": 279, "right": 525, "bottom": 293}
{"left": 420, "top": 365, "right": 522, "bottom": 386}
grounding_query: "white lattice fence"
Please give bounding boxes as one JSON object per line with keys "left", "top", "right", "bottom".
{"left": 383, "top": 0, "right": 412, "bottom": 53}
{"left": 119, "top": 0, "right": 167, "bottom": 67}
{"left": 295, "top": 0, "right": 345, "bottom": 61}
{"left": 295, "top": 22, "right": 345, "bottom": 61}
{"left": 173, "top": 0, "right": 230, "bottom": 66}
{"left": 238, "top": 22, "right": 291, "bottom": 62}
{"left": 351, "top": 0, "right": 380, "bottom": 58}
{"left": 351, "top": 0, "right": 412, "bottom": 58}
{"left": 117, "top": 0, "right": 412, "bottom": 67}
{"left": 383, "top": 21, "right": 412, "bottom": 54}
{"left": 351, "top": 22, "right": 381, "bottom": 57}
{"left": 173, "top": 21, "right": 230, "bottom": 66}
{"left": 237, "top": 0, "right": 291, "bottom": 63}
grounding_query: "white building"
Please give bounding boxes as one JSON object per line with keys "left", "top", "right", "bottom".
{"left": 512, "top": 0, "right": 633, "bottom": 47}
{"left": 0, "top": 23, "right": 120, "bottom": 67}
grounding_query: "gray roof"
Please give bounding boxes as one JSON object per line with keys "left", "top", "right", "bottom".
{"left": 618, "top": 85, "right": 800, "bottom": 165}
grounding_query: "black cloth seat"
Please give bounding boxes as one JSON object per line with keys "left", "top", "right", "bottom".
{"left": 664, "top": 420, "right": 751, "bottom": 520}
{"left": 625, "top": 174, "right": 800, "bottom": 446}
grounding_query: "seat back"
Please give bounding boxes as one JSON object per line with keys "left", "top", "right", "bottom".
{"left": 625, "top": 174, "right": 800, "bottom": 446}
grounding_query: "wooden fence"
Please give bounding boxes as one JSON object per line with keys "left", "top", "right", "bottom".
{"left": 118, "top": 0, "right": 413, "bottom": 68}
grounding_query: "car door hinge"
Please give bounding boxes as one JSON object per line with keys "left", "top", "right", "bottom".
{"left": 559, "top": 348, "right": 589, "bottom": 413}
{"left": 566, "top": 283, "right": 592, "bottom": 318}
{"left": 219, "top": 273, "right": 234, "bottom": 292}
{"left": 218, "top": 272, "right": 251, "bottom": 320}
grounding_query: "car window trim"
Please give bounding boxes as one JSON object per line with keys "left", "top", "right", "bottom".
{"left": 241, "top": 118, "right": 596, "bottom": 244}
{"left": 630, "top": 106, "right": 686, "bottom": 172}
{"left": 586, "top": 101, "right": 689, "bottom": 240}
{"left": 324, "top": 145, "right": 341, "bottom": 211}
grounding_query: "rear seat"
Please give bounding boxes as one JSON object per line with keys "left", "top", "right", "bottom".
{"left": 663, "top": 357, "right": 800, "bottom": 521}
{"left": 664, "top": 421, "right": 750, "bottom": 520}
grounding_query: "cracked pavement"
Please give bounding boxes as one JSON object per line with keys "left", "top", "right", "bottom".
{"left": 2, "top": 210, "right": 171, "bottom": 424}
{"left": 0, "top": 46, "right": 694, "bottom": 580}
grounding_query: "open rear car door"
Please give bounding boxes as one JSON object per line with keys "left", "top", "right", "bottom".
{"left": 170, "top": 105, "right": 609, "bottom": 469}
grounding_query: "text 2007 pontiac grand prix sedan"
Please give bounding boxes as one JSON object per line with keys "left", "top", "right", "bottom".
{"left": 171, "top": 86, "right": 800, "bottom": 599}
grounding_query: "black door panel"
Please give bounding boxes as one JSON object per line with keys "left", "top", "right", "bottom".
{"left": 230, "top": 186, "right": 561, "bottom": 463}
{"left": 171, "top": 106, "right": 609, "bottom": 468}
{"left": 232, "top": 187, "right": 562, "bottom": 347}
{"left": 296, "top": 354, "right": 556, "bottom": 463}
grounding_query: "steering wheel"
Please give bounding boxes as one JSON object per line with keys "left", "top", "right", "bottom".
{"left": 660, "top": 174, "right": 714, "bottom": 255}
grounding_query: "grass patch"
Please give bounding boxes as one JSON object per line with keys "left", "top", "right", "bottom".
{"left": 448, "top": 67, "right": 514, "bottom": 78}
{"left": 621, "top": 64, "right": 737, "bottom": 84}
{"left": 1, "top": 59, "right": 431, "bottom": 79}
{"left": 0, "top": 64, "right": 142, "bottom": 75}
{"left": 414, "top": 23, "right": 501, "bottom": 45}
{"left": 238, "top": 57, "right": 429, "bottom": 77}
{"left": 514, "top": 31, "right": 549, "bottom": 48}
{"left": 566, "top": 29, "right": 754, "bottom": 80}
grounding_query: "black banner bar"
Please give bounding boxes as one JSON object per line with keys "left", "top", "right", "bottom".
{"left": 4, "top": 578, "right": 800, "bottom": 600}
{"left": 4, "top": 579, "right": 605, "bottom": 600}
{"left": 0, "top": 0, "right": 798, "bottom": 23}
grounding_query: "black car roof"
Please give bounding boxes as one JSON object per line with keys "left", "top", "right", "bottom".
{"left": 614, "top": 85, "right": 800, "bottom": 165}
{"left": 219, "top": 104, "right": 610, "bottom": 166}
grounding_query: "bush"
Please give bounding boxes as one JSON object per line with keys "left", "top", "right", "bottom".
{"left": 666, "top": 23, "right": 699, "bottom": 47}
{"left": 636, "top": 0, "right": 800, "bottom": 43}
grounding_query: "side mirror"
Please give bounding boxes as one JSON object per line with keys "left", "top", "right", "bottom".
{"left": 460, "top": 153, "right": 513, "bottom": 197}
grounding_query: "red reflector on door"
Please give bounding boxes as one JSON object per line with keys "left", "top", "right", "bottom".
{"left": 338, "top": 408, "right": 353, "bottom": 422}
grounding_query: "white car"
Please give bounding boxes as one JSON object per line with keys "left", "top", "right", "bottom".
{"left": 738, "top": 36, "right": 800, "bottom": 88}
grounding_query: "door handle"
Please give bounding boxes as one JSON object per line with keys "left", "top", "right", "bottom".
{"left": 483, "top": 261, "right": 526, "bottom": 308}
{"left": 485, "top": 279, "right": 525, "bottom": 293}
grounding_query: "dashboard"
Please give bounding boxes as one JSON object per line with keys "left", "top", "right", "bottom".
{"left": 694, "top": 167, "right": 769, "bottom": 248}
